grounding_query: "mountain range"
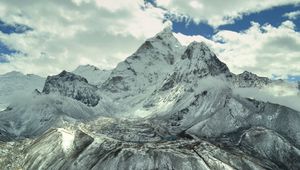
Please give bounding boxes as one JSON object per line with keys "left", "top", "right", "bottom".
{"left": 0, "top": 28, "right": 300, "bottom": 170}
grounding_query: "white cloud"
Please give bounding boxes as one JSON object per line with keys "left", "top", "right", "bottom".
{"left": 174, "top": 21, "right": 300, "bottom": 78}
{"left": 284, "top": 10, "right": 300, "bottom": 19}
{"left": 156, "top": 0, "right": 300, "bottom": 27}
{"left": 0, "top": 0, "right": 168, "bottom": 76}
{"left": 233, "top": 84, "right": 300, "bottom": 112}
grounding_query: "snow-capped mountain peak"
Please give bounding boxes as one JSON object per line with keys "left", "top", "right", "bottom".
{"left": 180, "top": 41, "right": 230, "bottom": 76}
{"left": 231, "top": 70, "right": 272, "bottom": 88}
{"left": 101, "top": 28, "right": 185, "bottom": 102}
{"left": 75, "top": 64, "right": 100, "bottom": 71}
{"left": 73, "top": 65, "right": 111, "bottom": 86}
{"left": 160, "top": 41, "right": 231, "bottom": 90}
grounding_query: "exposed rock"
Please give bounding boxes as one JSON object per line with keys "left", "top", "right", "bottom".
{"left": 43, "top": 70, "right": 100, "bottom": 106}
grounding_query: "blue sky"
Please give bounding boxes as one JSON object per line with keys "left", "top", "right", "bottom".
{"left": 0, "top": 20, "right": 31, "bottom": 62}
{"left": 0, "top": 0, "right": 300, "bottom": 80}
{"left": 170, "top": 4, "right": 300, "bottom": 37}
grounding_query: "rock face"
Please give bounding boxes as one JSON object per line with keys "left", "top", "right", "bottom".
{"left": 43, "top": 70, "right": 100, "bottom": 106}
{"left": 231, "top": 71, "right": 272, "bottom": 88}
{"left": 1, "top": 28, "right": 300, "bottom": 170}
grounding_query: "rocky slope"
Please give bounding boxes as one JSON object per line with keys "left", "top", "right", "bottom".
{"left": 0, "top": 28, "right": 300, "bottom": 169}
{"left": 43, "top": 70, "right": 100, "bottom": 106}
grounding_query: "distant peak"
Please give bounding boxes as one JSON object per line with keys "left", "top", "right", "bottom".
{"left": 75, "top": 64, "right": 100, "bottom": 71}
{"left": 238, "top": 70, "right": 270, "bottom": 80}
{"left": 240, "top": 71, "right": 255, "bottom": 75}
{"left": 3, "top": 71, "right": 24, "bottom": 77}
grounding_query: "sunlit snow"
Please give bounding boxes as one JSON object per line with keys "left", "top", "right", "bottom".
{"left": 58, "top": 128, "right": 75, "bottom": 153}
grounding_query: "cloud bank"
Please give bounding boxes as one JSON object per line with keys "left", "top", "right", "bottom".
{"left": 0, "top": 0, "right": 168, "bottom": 76}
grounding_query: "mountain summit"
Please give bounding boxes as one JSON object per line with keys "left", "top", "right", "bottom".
{"left": 101, "top": 28, "right": 184, "bottom": 103}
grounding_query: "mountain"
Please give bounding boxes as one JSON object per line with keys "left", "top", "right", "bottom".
{"left": 101, "top": 27, "right": 184, "bottom": 104}
{"left": 1, "top": 28, "right": 300, "bottom": 170}
{"left": 43, "top": 70, "right": 100, "bottom": 106}
{"left": 160, "top": 41, "right": 231, "bottom": 91}
{"left": 0, "top": 71, "right": 113, "bottom": 140}
{"left": 231, "top": 71, "right": 272, "bottom": 88}
{"left": 72, "top": 64, "right": 111, "bottom": 85}
{"left": 0, "top": 71, "right": 45, "bottom": 111}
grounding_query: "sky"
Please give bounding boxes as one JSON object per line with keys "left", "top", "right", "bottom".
{"left": 0, "top": 0, "right": 300, "bottom": 81}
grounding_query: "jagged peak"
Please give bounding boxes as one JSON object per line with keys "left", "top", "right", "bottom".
{"left": 48, "top": 70, "right": 88, "bottom": 84}
{"left": 42, "top": 70, "right": 99, "bottom": 106}
{"left": 141, "top": 26, "right": 182, "bottom": 49}
{"left": 75, "top": 64, "right": 100, "bottom": 71}
{"left": 172, "top": 40, "right": 231, "bottom": 80}
{"left": 188, "top": 41, "right": 210, "bottom": 49}
{"left": 2, "top": 71, "right": 24, "bottom": 77}
{"left": 181, "top": 41, "right": 214, "bottom": 61}
{"left": 239, "top": 71, "right": 256, "bottom": 76}
{"left": 129, "top": 27, "right": 183, "bottom": 63}
{"left": 238, "top": 70, "right": 269, "bottom": 80}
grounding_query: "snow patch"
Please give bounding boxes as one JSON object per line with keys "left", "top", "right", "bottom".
{"left": 57, "top": 128, "right": 75, "bottom": 153}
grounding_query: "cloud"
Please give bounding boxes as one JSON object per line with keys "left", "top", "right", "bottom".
{"left": 284, "top": 10, "right": 300, "bottom": 19}
{"left": 0, "top": 0, "right": 168, "bottom": 76}
{"left": 174, "top": 20, "right": 300, "bottom": 78}
{"left": 156, "top": 0, "right": 300, "bottom": 27}
{"left": 0, "top": 55, "right": 9, "bottom": 63}
{"left": 233, "top": 83, "right": 300, "bottom": 112}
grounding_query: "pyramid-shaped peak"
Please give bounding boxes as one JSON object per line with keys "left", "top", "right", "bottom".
{"left": 134, "top": 27, "right": 183, "bottom": 55}
{"left": 181, "top": 41, "right": 213, "bottom": 60}
{"left": 75, "top": 64, "right": 100, "bottom": 71}
{"left": 172, "top": 40, "right": 231, "bottom": 81}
